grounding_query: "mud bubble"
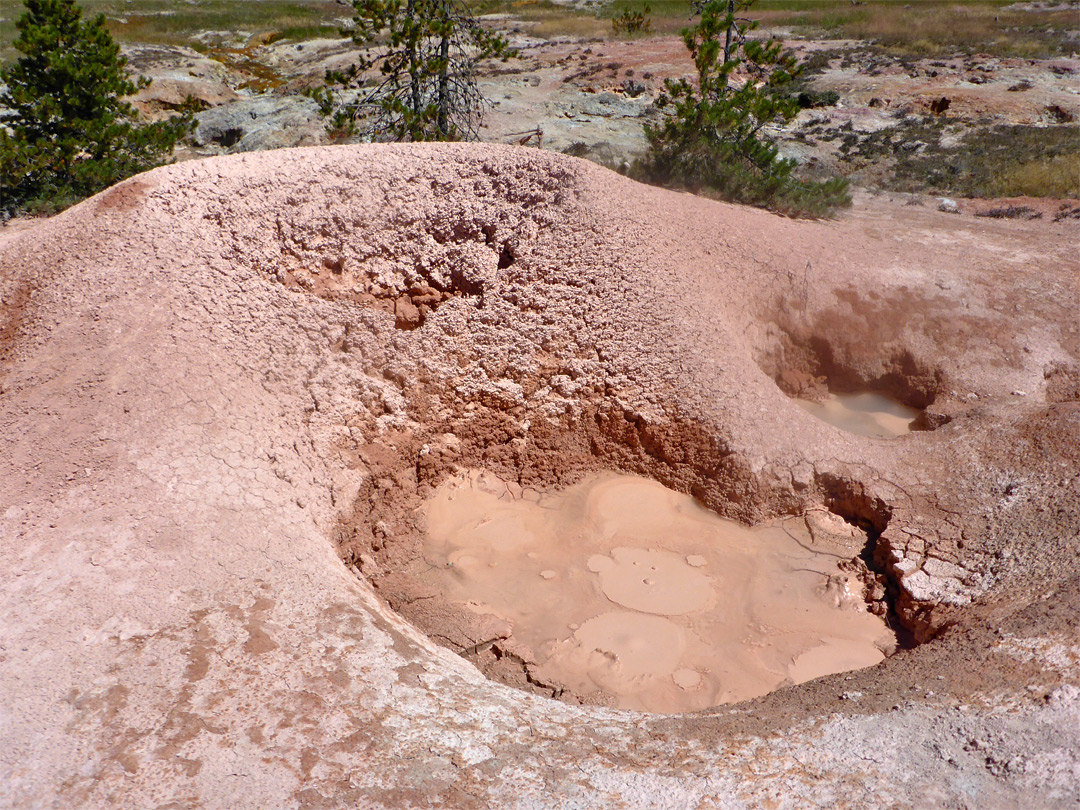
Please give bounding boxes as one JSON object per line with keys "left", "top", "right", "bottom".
{"left": 416, "top": 470, "right": 897, "bottom": 713}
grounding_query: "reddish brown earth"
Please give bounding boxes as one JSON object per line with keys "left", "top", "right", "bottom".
{"left": 0, "top": 144, "right": 1078, "bottom": 808}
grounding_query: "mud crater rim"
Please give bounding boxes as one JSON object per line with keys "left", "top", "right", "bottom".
{"left": 759, "top": 310, "right": 949, "bottom": 426}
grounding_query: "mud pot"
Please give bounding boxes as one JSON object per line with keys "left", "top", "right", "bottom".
{"left": 2, "top": 145, "right": 1077, "bottom": 808}
{"left": 419, "top": 470, "right": 894, "bottom": 712}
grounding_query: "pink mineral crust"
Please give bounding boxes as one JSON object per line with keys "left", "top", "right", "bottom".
{"left": 0, "top": 143, "right": 1077, "bottom": 808}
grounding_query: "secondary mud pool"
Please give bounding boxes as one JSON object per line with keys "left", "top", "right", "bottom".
{"left": 795, "top": 392, "right": 920, "bottom": 438}
{"left": 417, "top": 471, "right": 897, "bottom": 713}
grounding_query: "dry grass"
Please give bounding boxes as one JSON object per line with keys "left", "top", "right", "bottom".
{"left": 835, "top": 119, "right": 1080, "bottom": 199}
{"left": 2, "top": 0, "right": 1075, "bottom": 58}
{"left": 521, "top": 13, "right": 610, "bottom": 40}
{"left": 603, "top": 0, "right": 695, "bottom": 36}
{"left": 990, "top": 154, "right": 1080, "bottom": 199}
{"left": 822, "top": 4, "right": 1076, "bottom": 58}
{"left": 544, "top": 1, "right": 1079, "bottom": 58}
{"left": 752, "top": 1, "right": 1078, "bottom": 59}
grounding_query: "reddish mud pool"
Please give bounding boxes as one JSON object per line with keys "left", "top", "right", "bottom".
{"left": 417, "top": 471, "right": 896, "bottom": 712}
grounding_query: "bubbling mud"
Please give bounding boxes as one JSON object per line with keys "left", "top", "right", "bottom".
{"left": 417, "top": 471, "right": 897, "bottom": 713}
{"left": 795, "top": 392, "right": 920, "bottom": 438}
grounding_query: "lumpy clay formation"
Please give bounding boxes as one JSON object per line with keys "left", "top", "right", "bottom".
{"left": 420, "top": 471, "right": 894, "bottom": 712}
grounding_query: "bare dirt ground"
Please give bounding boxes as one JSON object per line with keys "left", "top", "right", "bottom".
{"left": 1, "top": 144, "right": 1077, "bottom": 808}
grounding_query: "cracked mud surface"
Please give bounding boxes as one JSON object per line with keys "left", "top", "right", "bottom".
{"left": 0, "top": 144, "right": 1078, "bottom": 808}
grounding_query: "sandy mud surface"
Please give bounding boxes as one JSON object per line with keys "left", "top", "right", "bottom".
{"left": 795, "top": 391, "right": 919, "bottom": 438}
{"left": 1, "top": 144, "right": 1078, "bottom": 808}
{"left": 420, "top": 470, "right": 894, "bottom": 713}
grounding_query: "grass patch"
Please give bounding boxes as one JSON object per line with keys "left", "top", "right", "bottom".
{"left": 910, "top": 124, "right": 1079, "bottom": 198}
{"left": 525, "top": 13, "right": 609, "bottom": 40}
{"left": 601, "top": 1, "right": 1078, "bottom": 57}
{"left": 760, "top": 1, "right": 1077, "bottom": 59}
{"left": 603, "top": 0, "right": 695, "bottom": 35}
{"left": 3, "top": 0, "right": 1075, "bottom": 57}
{"left": 479, "top": 0, "right": 611, "bottom": 39}
{"left": 836, "top": 118, "right": 1080, "bottom": 199}
{"left": 989, "top": 153, "right": 1080, "bottom": 200}
{"left": 267, "top": 24, "right": 342, "bottom": 43}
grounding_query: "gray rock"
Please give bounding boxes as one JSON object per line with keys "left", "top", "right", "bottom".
{"left": 193, "top": 95, "right": 326, "bottom": 152}
{"left": 122, "top": 44, "right": 243, "bottom": 113}
{"left": 577, "top": 91, "right": 649, "bottom": 119}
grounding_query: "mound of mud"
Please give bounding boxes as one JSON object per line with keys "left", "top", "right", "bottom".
{"left": 1, "top": 144, "right": 1077, "bottom": 808}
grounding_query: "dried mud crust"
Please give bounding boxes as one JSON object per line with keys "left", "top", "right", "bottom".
{"left": 1, "top": 144, "right": 1078, "bottom": 808}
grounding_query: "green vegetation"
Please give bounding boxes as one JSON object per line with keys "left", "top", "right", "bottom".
{"left": 612, "top": 3, "right": 651, "bottom": 35}
{"left": 0, "top": 0, "right": 191, "bottom": 215}
{"left": 821, "top": 115, "right": 1080, "bottom": 199}
{"left": 313, "top": 0, "right": 515, "bottom": 141}
{"left": 634, "top": 0, "right": 850, "bottom": 217}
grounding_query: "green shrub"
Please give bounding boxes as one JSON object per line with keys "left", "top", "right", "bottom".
{"left": 612, "top": 4, "right": 652, "bottom": 35}
{"left": 632, "top": 0, "right": 849, "bottom": 217}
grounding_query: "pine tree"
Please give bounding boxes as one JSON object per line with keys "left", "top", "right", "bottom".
{"left": 0, "top": 0, "right": 192, "bottom": 215}
{"left": 634, "top": 0, "right": 849, "bottom": 217}
{"left": 312, "top": 0, "right": 514, "bottom": 142}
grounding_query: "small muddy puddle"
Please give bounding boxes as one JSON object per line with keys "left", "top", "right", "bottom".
{"left": 417, "top": 471, "right": 896, "bottom": 713}
{"left": 796, "top": 392, "right": 919, "bottom": 438}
